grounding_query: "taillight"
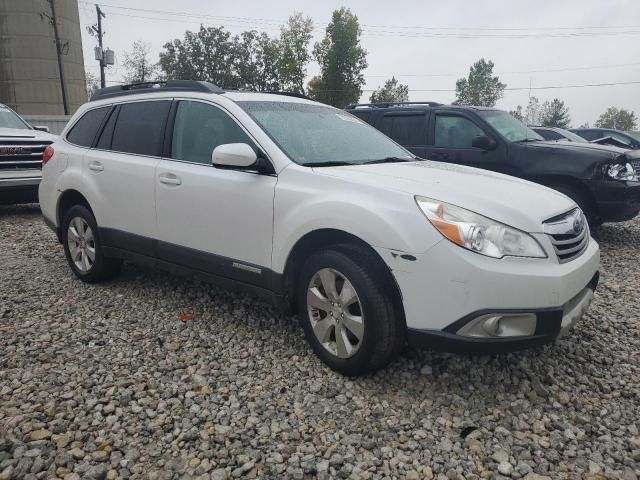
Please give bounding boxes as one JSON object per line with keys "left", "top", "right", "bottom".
{"left": 43, "top": 145, "right": 54, "bottom": 165}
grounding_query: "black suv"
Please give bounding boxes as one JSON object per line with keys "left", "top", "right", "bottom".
{"left": 346, "top": 102, "right": 640, "bottom": 225}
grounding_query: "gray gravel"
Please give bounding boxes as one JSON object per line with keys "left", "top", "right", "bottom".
{"left": 1, "top": 203, "right": 639, "bottom": 480}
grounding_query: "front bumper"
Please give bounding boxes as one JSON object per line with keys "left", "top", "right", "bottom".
{"left": 0, "top": 171, "right": 41, "bottom": 204}
{"left": 376, "top": 234, "right": 600, "bottom": 353}
{"left": 406, "top": 272, "right": 598, "bottom": 354}
{"left": 592, "top": 179, "right": 640, "bottom": 222}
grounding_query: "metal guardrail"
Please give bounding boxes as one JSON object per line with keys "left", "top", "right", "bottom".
{"left": 21, "top": 115, "right": 71, "bottom": 135}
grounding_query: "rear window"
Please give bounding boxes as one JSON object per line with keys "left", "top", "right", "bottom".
{"left": 111, "top": 101, "right": 171, "bottom": 156}
{"left": 66, "top": 107, "right": 110, "bottom": 147}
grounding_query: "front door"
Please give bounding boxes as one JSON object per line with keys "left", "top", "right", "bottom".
{"left": 155, "top": 100, "right": 277, "bottom": 289}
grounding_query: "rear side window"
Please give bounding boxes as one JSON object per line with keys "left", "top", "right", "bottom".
{"left": 576, "top": 130, "right": 600, "bottom": 141}
{"left": 170, "top": 101, "right": 253, "bottom": 164}
{"left": 111, "top": 101, "right": 171, "bottom": 156}
{"left": 66, "top": 107, "right": 109, "bottom": 147}
{"left": 536, "top": 129, "right": 562, "bottom": 141}
{"left": 434, "top": 114, "right": 484, "bottom": 148}
{"left": 387, "top": 114, "right": 427, "bottom": 145}
{"left": 96, "top": 107, "right": 118, "bottom": 150}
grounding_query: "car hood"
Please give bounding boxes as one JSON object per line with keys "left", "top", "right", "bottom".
{"left": 524, "top": 139, "right": 639, "bottom": 159}
{"left": 314, "top": 161, "right": 575, "bottom": 233}
{"left": 0, "top": 127, "right": 56, "bottom": 140}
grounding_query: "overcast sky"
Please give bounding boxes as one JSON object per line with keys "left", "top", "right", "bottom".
{"left": 78, "top": 0, "right": 640, "bottom": 127}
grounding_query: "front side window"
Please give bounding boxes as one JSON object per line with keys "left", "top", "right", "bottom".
{"left": 111, "top": 101, "right": 171, "bottom": 156}
{"left": 434, "top": 114, "right": 485, "bottom": 148}
{"left": 477, "top": 110, "right": 542, "bottom": 143}
{"left": 67, "top": 107, "right": 110, "bottom": 147}
{"left": 238, "top": 101, "right": 413, "bottom": 165}
{"left": 0, "top": 106, "right": 30, "bottom": 130}
{"left": 171, "top": 101, "right": 253, "bottom": 164}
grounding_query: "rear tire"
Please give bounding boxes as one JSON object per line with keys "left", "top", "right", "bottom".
{"left": 297, "top": 245, "right": 402, "bottom": 376}
{"left": 62, "top": 205, "right": 122, "bottom": 283}
{"left": 549, "top": 184, "right": 599, "bottom": 227}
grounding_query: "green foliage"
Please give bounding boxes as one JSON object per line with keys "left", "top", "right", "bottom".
{"left": 369, "top": 77, "right": 409, "bottom": 104}
{"left": 540, "top": 99, "right": 571, "bottom": 128}
{"left": 509, "top": 105, "right": 524, "bottom": 122}
{"left": 85, "top": 71, "right": 99, "bottom": 100}
{"left": 595, "top": 107, "right": 638, "bottom": 131}
{"left": 123, "top": 40, "right": 161, "bottom": 84}
{"left": 278, "top": 13, "right": 314, "bottom": 93}
{"left": 454, "top": 59, "right": 505, "bottom": 107}
{"left": 307, "top": 7, "right": 368, "bottom": 107}
{"left": 159, "top": 13, "right": 314, "bottom": 93}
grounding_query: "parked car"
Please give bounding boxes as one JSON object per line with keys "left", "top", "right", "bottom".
{"left": 39, "top": 81, "right": 600, "bottom": 375}
{"left": 0, "top": 103, "right": 57, "bottom": 204}
{"left": 346, "top": 102, "right": 640, "bottom": 226}
{"left": 570, "top": 128, "right": 640, "bottom": 150}
{"left": 531, "top": 126, "right": 630, "bottom": 148}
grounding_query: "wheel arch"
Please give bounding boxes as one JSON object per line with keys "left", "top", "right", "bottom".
{"left": 536, "top": 175, "right": 597, "bottom": 215}
{"left": 280, "top": 228, "right": 406, "bottom": 327}
{"left": 57, "top": 189, "right": 94, "bottom": 237}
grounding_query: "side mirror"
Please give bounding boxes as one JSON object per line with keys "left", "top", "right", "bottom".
{"left": 471, "top": 135, "right": 497, "bottom": 150}
{"left": 212, "top": 143, "right": 257, "bottom": 168}
{"left": 33, "top": 125, "right": 50, "bottom": 133}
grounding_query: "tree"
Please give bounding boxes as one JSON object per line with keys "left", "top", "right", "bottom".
{"left": 278, "top": 12, "right": 314, "bottom": 93}
{"left": 524, "top": 96, "right": 541, "bottom": 125}
{"left": 85, "top": 71, "right": 99, "bottom": 100}
{"left": 540, "top": 98, "right": 571, "bottom": 128}
{"left": 595, "top": 107, "right": 638, "bottom": 131}
{"left": 123, "top": 40, "right": 161, "bottom": 84}
{"left": 454, "top": 59, "right": 505, "bottom": 107}
{"left": 232, "top": 30, "right": 281, "bottom": 91}
{"left": 159, "top": 26, "right": 239, "bottom": 88}
{"left": 509, "top": 105, "right": 524, "bottom": 122}
{"left": 369, "top": 77, "right": 409, "bottom": 103}
{"left": 307, "top": 8, "right": 368, "bottom": 107}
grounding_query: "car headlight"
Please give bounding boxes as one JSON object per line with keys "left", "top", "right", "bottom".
{"left": 415, "top": 196, "right": 547, "bottom": 259}
{"left": 607, "top": 162, "right": 637, "bottom": 181}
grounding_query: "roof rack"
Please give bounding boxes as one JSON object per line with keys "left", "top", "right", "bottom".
{"left": 90, "top": 80, "right": 225, "bottom": 101}
{"left": 265, "top": 91, "right": 314, "bottom": 101}
{"left": 346, "top": 101, "right": 443, "bottom": 109}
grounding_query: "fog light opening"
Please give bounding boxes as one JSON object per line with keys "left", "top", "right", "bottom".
{"left": 457, "top": 313, "right": 537, "bottom": 338}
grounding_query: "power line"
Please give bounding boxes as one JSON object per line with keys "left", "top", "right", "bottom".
{"left": 365, "top": 62, "right": 640, "bottom": 78}
{"left": 79, "top": 2, "right": 640, "bottom": 39}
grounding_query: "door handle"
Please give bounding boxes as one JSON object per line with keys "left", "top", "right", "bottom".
{"left": 159, "top": 173, "right": 182, "bottom": 186}
{"left": 88, "top": 161, "right": 104, "bottom": 172}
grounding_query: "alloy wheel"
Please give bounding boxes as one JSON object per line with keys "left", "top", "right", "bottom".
{"left": 67, "top": 217, "right": 96, "bottom": 273}
{"left": 306, "top": 268, "right": 365, "bottom": 359}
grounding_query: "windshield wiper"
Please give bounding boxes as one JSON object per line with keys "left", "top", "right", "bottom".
{"left": 304, "top": 161, "right": 354, "bottom": 167}
{"left": 360, "top": 156, "right": 415, "bottom": 165}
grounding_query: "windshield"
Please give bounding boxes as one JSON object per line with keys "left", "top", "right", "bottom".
{"left": 558, "top": 129, "right": 588, "bottom": 142}
{"left": 238, "top": 101, "right": 414, "bottom": 166}
{"left": 478, "top": 110, "right": 543, "bottom": 143}
{"left": 0, "top": 106, "right": 30, "bottom": 130}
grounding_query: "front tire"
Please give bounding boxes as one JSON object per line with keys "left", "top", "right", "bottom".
{"left": 297, "top": 246, "right": 402, "bottom": 376}
{"left": 62, "top": 205, "right": 121, "bottom": 283}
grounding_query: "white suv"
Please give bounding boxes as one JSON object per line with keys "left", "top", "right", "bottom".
{"left": 39, "top": 81, "right": 600, "bottom": 375}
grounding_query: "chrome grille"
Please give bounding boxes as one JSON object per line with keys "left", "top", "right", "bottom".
{"left": 630, "top": 159, "right": 640, "bottom": 176}
{"left": 543, "top": 208, "right": 589, "bottom": 263}
{"left": 0, "top": 139, "right": 52, "bottom": 170}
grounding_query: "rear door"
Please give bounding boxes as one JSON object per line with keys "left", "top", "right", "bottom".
{"left": 374, "top": 110, "right": 427, "bottom": 158}
{"left": 424, "top": 110, "right": 510, "bottom": 173}
{"left": 83, "top": 100, "right": 171, "bottom": 252}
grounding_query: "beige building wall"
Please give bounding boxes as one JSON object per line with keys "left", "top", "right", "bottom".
{"left": 0, "top": 0, "right": 86, "bottom": 115}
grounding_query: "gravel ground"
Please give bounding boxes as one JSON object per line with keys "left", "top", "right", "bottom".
{"left": 0, "top": 204, "right": 639, "bottom": 480}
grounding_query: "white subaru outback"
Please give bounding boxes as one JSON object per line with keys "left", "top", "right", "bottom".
{"left": 39, "top": 81, "right": 600, "bottom": 375}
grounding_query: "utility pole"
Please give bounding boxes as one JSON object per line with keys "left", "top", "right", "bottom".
{"left": 95, "top": 5, "right": 106, "bottom": 88}
{"left": 48, "top": 0, "right": 69, "bottom": 115}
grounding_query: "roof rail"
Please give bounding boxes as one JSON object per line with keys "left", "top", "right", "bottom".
{"left": 345, "top": 101, "right": 443, "bottom": 109}
{"left": 90, "top": 80, "right": 225, "bottom": 101}
{"left": 265, "top": 91, "right": 314, "bottom": 101}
